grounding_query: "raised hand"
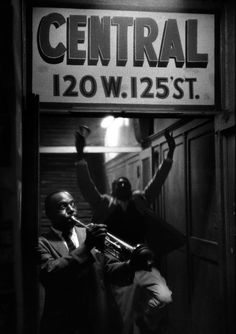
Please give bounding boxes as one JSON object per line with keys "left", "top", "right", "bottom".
{"left": 164, "top": 130, "right": 176, "bottom": 160}
{"left": 75, "top": 125, "right": 90, "bottom": 159}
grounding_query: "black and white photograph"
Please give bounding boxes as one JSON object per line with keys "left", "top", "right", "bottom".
{"left": 0, "top": 1, "right": 235, "bottom": 334}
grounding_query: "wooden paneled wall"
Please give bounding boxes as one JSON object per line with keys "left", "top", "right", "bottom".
{"left": 104, "top": 118, "right": 222, "bottom": 334}
{"left": 159, "top": 120, "right": 219, "bottom": 334}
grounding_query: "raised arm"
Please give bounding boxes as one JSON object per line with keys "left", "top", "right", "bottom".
{"left": 144, "top": 130, "right": 176, "bottom": 202}
{"left": 75, "top": 127, "right": 102, "bottom": 209}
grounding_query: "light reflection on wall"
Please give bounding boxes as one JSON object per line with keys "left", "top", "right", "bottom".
{"left": 101, "top": 117, "right": 139, "bottom": 161}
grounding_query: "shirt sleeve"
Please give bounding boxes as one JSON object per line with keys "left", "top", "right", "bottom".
{"left": 104, "top": 255, "right": 135, "bottom": 286}
{"left": 37, "top": 237, "right": 95, "bottom": 286}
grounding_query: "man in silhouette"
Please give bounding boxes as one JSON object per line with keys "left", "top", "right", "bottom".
{"left": 74, "top": 127, "right": 185, "bottom": 333}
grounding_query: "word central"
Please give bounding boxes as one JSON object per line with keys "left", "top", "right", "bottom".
{"left": 37, "top": 13, "right": 208, "bottom": 68}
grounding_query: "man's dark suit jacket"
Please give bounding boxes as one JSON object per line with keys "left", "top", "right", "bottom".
{"left": 37, "top": 225, "right": 134, "bottom": 334}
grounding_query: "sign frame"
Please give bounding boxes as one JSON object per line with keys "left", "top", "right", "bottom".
{"left": 32, "top": 4, "right": 221, "bottom": 116}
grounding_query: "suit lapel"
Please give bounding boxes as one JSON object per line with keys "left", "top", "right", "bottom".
{"left": 51, "top": 239, "right": 69, "bottom": 257}
{"left": 46, "top": 228, "right": 68, "bottom": 257}
{"left": 45, "top": 226, "right": 86, "bottom": 257}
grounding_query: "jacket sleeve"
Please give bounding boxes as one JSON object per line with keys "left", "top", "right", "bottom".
{"left": 104, "top": 255, "right": 135, "bottom": 287}
{"left": 37, "top": 237, "right": 95, "bottom": 286}
{"left": 144, "top": 158, "right": 173, "bottom": 202}
{"left": 75, "top": 159, "right": 102, "bottom": 209}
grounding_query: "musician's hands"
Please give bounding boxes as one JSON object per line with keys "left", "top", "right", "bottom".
{"left": 164, "top": 130, "right": 176, "bottom": 160}
{"left": 85, "top": 223, "right": 107, "bottom": 251}
{"left": 129, "top": 245, "right": 154, "bottom": 272}
{"left": 75, "top": 125, "right": 91, "bottom": 160}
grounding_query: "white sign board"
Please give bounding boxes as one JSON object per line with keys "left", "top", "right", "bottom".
{"left": 33, "top": 7, "right": 215, "bottom": 109}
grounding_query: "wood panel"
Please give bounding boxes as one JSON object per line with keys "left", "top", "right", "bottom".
{"left": 188, "top": 129, "right": 217, "bottom": 242}
{"left": 157, "top": 120, "right": 222, "bottom": 334}
{"left": 162, "top": 134, "right": 186, "bottom": 235}
{"left": 165, "top": 250, "right": 189, "bottom": 334}
{"left": 222, "top": 129, "right": 236, "bottom": 333}
{"left": 159, "top": 133, "right": 189, "bottom": 332}
{"left": 189, "top": 258, "right": 221, "bottom": 334}
{"left": 187, "top": 122, "right": 221, "bottom": 334}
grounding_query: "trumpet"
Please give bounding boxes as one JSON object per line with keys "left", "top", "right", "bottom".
{"left": 70, "top": 216, "right": 151, "bottom": 263}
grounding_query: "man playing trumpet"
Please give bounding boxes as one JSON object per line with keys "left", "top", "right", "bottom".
{"left": 37, "top": 190, "right": 151, "bottom": 334}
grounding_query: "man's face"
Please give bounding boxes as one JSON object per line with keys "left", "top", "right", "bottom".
{"left": 46, "top": 192, "right": 77, "bottom": 231}
{"left": 114, "top": 177, "right": 132, "bottom": 201}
